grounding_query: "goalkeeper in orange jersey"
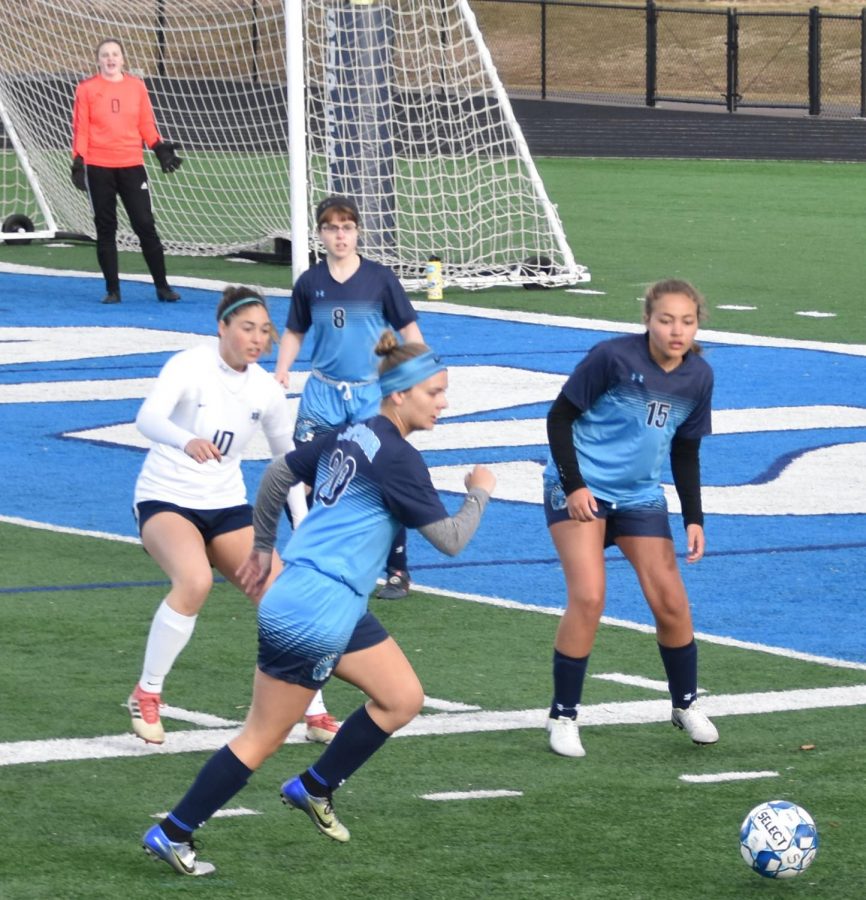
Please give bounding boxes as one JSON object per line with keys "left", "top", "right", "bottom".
{"left": 71, "top": 38, "right": 182, "bottom": 305}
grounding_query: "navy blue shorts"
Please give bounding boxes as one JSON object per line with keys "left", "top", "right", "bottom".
{"left": 135, "top": 500, "right": 253, "bottom": 544}
{"left": 258, "top": 609, "right": 389, "bottom": 690}
{"left": 543, "top": 481, "right": 672, "bottom": 548}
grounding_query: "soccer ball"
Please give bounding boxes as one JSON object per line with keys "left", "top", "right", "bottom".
{"left": 739, "top": 800, "right": 819, "bottom": 879}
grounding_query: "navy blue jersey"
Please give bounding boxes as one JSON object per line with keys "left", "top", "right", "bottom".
{"left": 544, "top": 333, "right": 713, "bottom": 507}
{"left": 287, "top": 257, "right": 418, "bottom": 382}
{"left": 281, "top": 415, "right": 447, "bottom": 596}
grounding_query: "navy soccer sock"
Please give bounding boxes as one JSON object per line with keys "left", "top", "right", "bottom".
{"left": 303, "top": 704, "right": 390, "bottom": 792}
{"left": 658, "top": 639, "right": 699, "bottom": 708}
{"left": 163, "top": 745, "right": 253, "bottom": 839}
{"left": 550, "top": 649, "right": 589, "bottom": 719}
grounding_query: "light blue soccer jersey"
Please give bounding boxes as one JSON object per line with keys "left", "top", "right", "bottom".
{"left": 288, "top": 257, "right": 418, "bottom": 382}
{"left": 280, "top": 415, "right": 447, "bottom": 597}
{"left": 544, "top": 333, "right": 713, "bottom": 507}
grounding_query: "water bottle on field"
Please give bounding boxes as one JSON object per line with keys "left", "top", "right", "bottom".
{"left": 426, "top": 255, "right": 443, "bottom": 300}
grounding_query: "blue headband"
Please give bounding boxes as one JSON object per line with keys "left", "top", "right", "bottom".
{"left": 220, "top": 296, "right": 265, "bottom": 322}
{"left": 379, "top": 351, "right": 446, "bottom": 396}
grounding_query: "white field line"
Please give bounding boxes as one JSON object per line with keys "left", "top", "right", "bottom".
{"left": 416, "top": 585, "right": 866, "bottom": 672}
{"left": 417, "top": 300, "right": 866, "bottom": 358}
{"left": 154, "top": 697, "right": 483, "bottom": 723}
{"left": 0, "top": 514, "right": 142, "bottom": 545}
{"left": 421, "top": 790, "right": 523, "bottom": 801}
{"left": 423, "top": 696, "right": 482, "bottom": 712}
{"left": 591, "top": 672, "right": 706, "bottom": 694}
{"left": 679, "top": 771, "right": 779, "bottom": 784}
{"left": 158, "top": 706, "right": 241, "bottom": 728}
{"left": 0, "top": 262, "right": 269, "bottom": 297}
{"left": 4, "top": 543, "right": 864, "bottom": 673}
{"left": 3, "top": 684, "right": 865, "bottom": 768}
{"left": 3, "top": 260, "right": 864, "bottom": 353}
{"left": 153, "top": 807, "right": 261, "bottom": 819}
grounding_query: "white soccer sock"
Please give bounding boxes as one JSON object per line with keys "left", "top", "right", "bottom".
{"left": 138, "top": 600, "right": 197, "bottom": 695}
{"left": 304, "top": 689, "right": 327, "bottom": 717}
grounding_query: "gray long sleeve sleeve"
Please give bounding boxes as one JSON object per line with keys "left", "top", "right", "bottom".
{"left": 418, "top": 487, "right": 490, "bottom": 556}
{"left": 252, "top": 455, "right": 301, "bottom": 552}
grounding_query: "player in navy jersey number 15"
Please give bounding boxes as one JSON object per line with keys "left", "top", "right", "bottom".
{"left": 543, "top": 279, "right": 719, "bottom": 758}
{"left": 275, "top": 195, "right": 422, "bottom": 600}
{"left": 140, "top": 331, "right": 495, "bottom": 876}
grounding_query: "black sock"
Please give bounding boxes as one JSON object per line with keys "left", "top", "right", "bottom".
{"left": 306, "top": 705, "right": 390, "bottom": 790}
{"left": 658, "top": 639, "right": 698, "bottom": 708}
{"left": 550, "top": 649, "right": 589, "bottom": 719}
{"left": 300, "top": 768, "right": 329, "bottom": 798}
{"left": 166, "top": 745, "right": 253, "bottom": 836}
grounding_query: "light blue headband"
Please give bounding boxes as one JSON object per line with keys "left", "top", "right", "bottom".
{"left": 220, "top": 296, "right": 265, "bottom": 322}
{"left": 379, "top": 350, "right": 446, "bottom": 396}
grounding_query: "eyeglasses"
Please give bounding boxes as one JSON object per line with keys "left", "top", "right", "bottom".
{"left": 319, "top": 222, "right": 358, "bottom": 234}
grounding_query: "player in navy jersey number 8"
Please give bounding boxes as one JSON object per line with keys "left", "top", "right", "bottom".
{"left": 140, "top": 331, "right": 496, "bottom": 876}
{"left": 275, "top": 195, "right": 421, "bottom": 600}
{"left": 543, "top": 279, "right": 719, "bottom": 759}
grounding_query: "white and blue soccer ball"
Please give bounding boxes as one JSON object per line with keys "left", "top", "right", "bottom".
{"left": 739, "top": 800, "right": 819, "bottom": 879}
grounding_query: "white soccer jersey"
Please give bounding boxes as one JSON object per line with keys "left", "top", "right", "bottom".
{"left": 134, "top": 343, "right": 293, "bottom": 509}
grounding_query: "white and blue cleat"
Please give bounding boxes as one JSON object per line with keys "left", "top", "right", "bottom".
{"left": 280, "top": 776, "right": 350, "bottom": 843}
{"left": 142, "top": 824, "right": 215, "bottom": 876}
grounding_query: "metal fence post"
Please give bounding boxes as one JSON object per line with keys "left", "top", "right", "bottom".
{"left": 646, "top": 0, "right": 657, "bottom": 107}
{"left": 726, "top": 7, "right": 739, "bottom": 112}
{"left": 156, "top": 0, "right": 167, "bottom": 77}
{"left": 808, "top": 6, "right": 821, "bottom": 115}
{"left": 251, "top": 0, "right": 260, "bottom": 84}
{"left": 541, "top": 1, "right": 547, "bottom": 100}
{"left": 861, "top": 10, "right": 866, "bottom": 117}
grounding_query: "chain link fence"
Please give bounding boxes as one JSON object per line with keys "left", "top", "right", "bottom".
{"left": 472, "top": 0, "right": 866, "bottom": 117}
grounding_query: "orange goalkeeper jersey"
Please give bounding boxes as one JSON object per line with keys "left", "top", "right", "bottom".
{"left": 72, "top": 74, "right": 162, "bottom": 168}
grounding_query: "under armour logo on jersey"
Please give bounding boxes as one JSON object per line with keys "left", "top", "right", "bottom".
{"left": 317, "top": 448, "right": 357, "bottom": 506}
{"left": 315, "top": 289, "right": 325, "bottom": 298}
{"left": 631, "top": 371, "right": 645, "bottom": 384}
{"left": 250, "top": 410, "right": 261, "bottom": 421}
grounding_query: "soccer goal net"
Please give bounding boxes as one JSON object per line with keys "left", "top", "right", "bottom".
{"left": 0, "top": 0, "right": 588, "bottom": 288}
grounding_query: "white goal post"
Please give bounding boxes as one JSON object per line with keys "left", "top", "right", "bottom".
{"left": 0, "top": 0, "right": 589, "bottom": 289}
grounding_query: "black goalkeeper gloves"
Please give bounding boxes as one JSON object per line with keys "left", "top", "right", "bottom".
{"left": 70, "top": 155, "right": 86, "bottom": 191}
{"left": 153, "top": 140, "right": 183, "bottom": 174}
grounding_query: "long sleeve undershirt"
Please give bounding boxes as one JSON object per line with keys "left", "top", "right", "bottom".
{"left": 546, "top": 392, "right": 586, "bottom": 496}
{"left": 670, "top": 435, "right": 704, "bottom": 527}
{"left": 252, "top": 455, "right": 490, "bottom": 555}
{"left": 547, "top": 391, "right": 704, "bottom": 527}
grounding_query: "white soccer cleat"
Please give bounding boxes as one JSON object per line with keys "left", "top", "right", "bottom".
{"left": 671, "top": 704, "right": 719, "bottom": 745}
{"left": 547, "top": 716, "right": 586, "bottom": 758}
{"left": 128, "top": 685, "right": 165, "bottom": 744}
{"left": 305, "top": 712, "right": 341, "bottom": 744}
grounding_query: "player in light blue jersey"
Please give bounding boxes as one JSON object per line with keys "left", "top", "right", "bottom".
{"left": 141, "top": 332, "right": 496, "bottom": 876}
{"left": 275, "top": 195, "right": 422, "bottom": 601}
{"left": 542, "top": 279, "right": 719, "bottom": 759}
